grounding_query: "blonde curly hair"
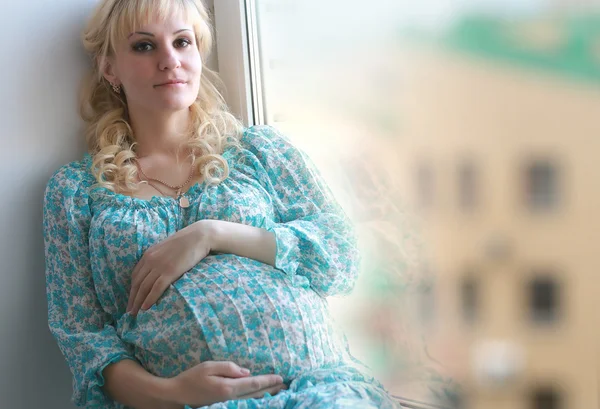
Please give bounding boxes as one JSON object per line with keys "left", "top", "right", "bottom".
{"left": 79, "top": 0, "right": 244, "bottom": 194}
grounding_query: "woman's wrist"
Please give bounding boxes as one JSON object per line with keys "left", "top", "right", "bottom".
{"left": 201, "top": 219, "right": 276, "bottom": 266}
{"left": 102, "top": 359, "right": 183, "bottom": 409}
{"left": 193, "top": 219, "right": 221, "bottom": 253}
{"left": 155, "top": 376, "right": 185, "bottom": 408}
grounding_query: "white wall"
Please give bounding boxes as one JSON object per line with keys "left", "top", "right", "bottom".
{"left": 0, "top": 1, "right": 216, "bottom": 407}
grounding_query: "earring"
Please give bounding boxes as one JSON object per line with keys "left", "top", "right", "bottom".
{"left": 111, "top": 83, "right": 121, "bottom": 94}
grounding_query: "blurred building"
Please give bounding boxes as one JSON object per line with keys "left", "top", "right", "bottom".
{"left": 394, "top": 13, "right": 600, "bottom": 409}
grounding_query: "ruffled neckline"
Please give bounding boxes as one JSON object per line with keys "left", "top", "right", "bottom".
{"left": 83, "top": 146, "right": 238, "bottom": 209}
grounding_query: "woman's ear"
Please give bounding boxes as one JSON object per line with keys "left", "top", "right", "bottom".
{"left": 98, "top": 55, "right": 120, "bottom": 86}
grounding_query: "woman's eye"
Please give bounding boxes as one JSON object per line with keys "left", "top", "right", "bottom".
{"left": 176, "top": 38, "right": 192, "bottom": 48}
{"left": 132, "top": 38, "right": 191, "bottom": 52}
{"left": 133, "top": 42, "right": 153, "bottom": 52}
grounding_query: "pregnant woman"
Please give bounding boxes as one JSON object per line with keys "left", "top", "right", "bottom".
{"left": 43, "top": 0, "right": 402, "bottom": 408}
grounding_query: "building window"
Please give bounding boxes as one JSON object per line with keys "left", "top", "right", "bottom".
{"left": 531, "top": 386, "right": 562, "bottom": 409}
{"left": 416, "top": 161, "right": 434, "bottom": 209}
{"left": 529, "top": 276, "right": 560, "bottom": 323}
{"left": 525, "top": 161, "right": 559, "bottom": 211}
{"left": 460, "top": 275, "right": 478, "bottom": 324}
{"left": 459, "top": 161, "right": 478, "bottom": 211}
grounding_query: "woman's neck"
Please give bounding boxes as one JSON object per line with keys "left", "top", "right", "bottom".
{"left": 129, "top": 106, "right": 192, "bottom": 159}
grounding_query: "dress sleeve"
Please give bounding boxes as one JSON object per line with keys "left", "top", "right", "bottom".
{"left": 43, "top": 162, "right": 136, "bottom": 408}
{"left": 242, "top": 125, "right": 361, "bottom": 297}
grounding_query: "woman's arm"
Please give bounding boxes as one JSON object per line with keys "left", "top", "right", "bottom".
{"left": 217, "top": 125, "right": 361, "bottom": 297}
{"left": 102, "top": 360, "right": 179, "bottom": 409}
{"left": 44, "top": 162, "right": 165, "bottom": 408}
{"left": 205, "top": 220, "right": 277, "bottom": 267}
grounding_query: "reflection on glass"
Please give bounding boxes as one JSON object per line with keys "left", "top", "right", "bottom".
{"left": 251, "top": 1, "right": 600, "bottom": 408}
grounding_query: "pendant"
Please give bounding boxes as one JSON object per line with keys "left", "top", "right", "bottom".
{"left": 178, "top": 195, "right": 190, "bottom": 208}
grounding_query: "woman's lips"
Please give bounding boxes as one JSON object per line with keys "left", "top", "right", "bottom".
{"left": 155, "top": 81, "right": 187, "bottom": 87}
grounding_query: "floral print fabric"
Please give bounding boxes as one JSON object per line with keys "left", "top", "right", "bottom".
{"left": 43, "top": 125, "right": 401, "bottom": 408}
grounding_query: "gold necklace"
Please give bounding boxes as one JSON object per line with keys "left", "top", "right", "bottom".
{"left": 135, "top": 159, "right": 195, "bottom": 208}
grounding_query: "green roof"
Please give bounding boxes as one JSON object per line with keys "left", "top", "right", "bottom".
{"left": 402, "top": 14, "right": 600, "bottom": 84}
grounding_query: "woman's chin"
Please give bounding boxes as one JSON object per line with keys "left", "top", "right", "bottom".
{"left": 154, "top": 99, "right": 196, "bottom": 113}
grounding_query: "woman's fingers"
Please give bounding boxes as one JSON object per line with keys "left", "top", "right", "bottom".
{"left": 229, "top": 374, "right": 285, "bottom": 397}
{"left": 141, "top": 276, "right": 170, "bottom": 310}
{"left": 129, "top": 269, "right": 158, "bottom": 314}
{"left": 130, "top": 252, "right": 151, "bottom": 290}
{"left": 127, "top": 262, "right": 148, "bottom": 312}
{"left": 207, "top": 361, "right": 251, "bottom": 378}
{"left": 237, "top": 383, "right": 289, "bottom": 400}
{"left": 130, "top": 255, "right": 145, "bottom": 283}
{"left": 128, "top": 247, "right": 158, "bottom": 311}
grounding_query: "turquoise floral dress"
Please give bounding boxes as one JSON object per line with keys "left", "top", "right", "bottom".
{"left": 43, "top": 125, "right": 401, "bottom": 408}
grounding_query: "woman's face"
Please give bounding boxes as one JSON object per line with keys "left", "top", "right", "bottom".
{"left": 103, "top": 12, "right": 202, "bottom": 114}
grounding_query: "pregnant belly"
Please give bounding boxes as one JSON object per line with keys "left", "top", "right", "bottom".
{"left": 117, "top": 254, "right": 348, "bottom": 380}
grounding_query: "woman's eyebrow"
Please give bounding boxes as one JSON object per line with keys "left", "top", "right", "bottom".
{"left": 128, "top": 28, "right": 192, "bottom": 38}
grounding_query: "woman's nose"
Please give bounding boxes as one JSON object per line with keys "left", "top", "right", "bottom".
{"left": 158, "top": 47, "right": 181, "bottom": 71}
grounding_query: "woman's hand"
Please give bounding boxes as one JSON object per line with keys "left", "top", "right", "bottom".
{"left": 163, "top": 361, "right": 288, "bottom": 408}
{"left": 127, "top": 220, "right": 215, "bottom": 315}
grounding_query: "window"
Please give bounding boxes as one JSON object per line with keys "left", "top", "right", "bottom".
{"left": 531, "top": 386, "right": 562, "bottom": 409}
{"left": 529, "top": 275, "right": 560, "bottom": 323}
{"left": 460, "top": 274, "right": 478, "bottom": 324}
{"left": 214, "top": 1, "right": 458, "bottom": 406}
{"left": 525, "top": 161, "right": 559, "bottom": 211}
{"left": 458, "top": 161, "right": 478, "bottom": 211}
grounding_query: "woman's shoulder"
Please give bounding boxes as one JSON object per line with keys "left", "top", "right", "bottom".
{"left": 45, "top": 153, "right": 95, "bottom": 200}
{"left": 240, "top": 125, "right": 298, "bottom": 154}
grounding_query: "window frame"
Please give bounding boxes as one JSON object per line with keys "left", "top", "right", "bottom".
{"left": 213, "top": 0, "right": 261, "bottom": 126}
